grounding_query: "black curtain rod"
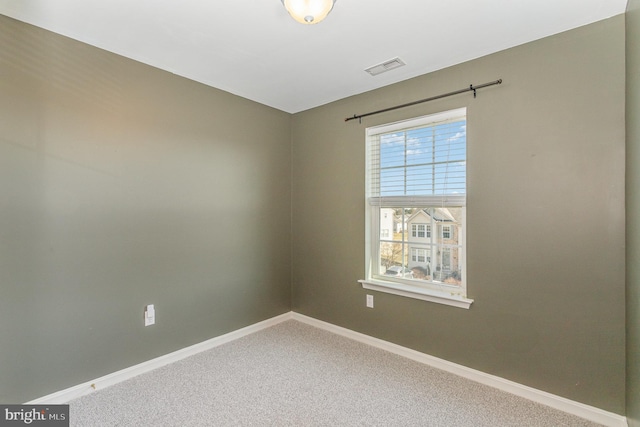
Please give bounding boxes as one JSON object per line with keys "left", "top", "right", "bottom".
{"left": 344, "top": 79, "right": 502, "bottom": 123}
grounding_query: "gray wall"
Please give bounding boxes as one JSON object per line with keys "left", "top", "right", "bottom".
{"left": 627, "top": 0, "right": 640, "bottom": 425}
{"left": 292, "top": 16, "right": 626, "bottom": 414}
{"left": 0, "top": 16, "right": 292, "bottom": 403}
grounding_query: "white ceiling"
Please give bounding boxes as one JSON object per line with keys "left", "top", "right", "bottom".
{"left": 0, "top": 0, "right": 628, "bottom": 113}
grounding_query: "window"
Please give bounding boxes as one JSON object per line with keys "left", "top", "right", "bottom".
{"left": 360, "top": 108, "right": 472, "bottom": 309}
{"left": 412, "top": 224, "right": 427, "bottom": 238}
{"left": 411, "top": 248, "right": 430, "bottom": 263}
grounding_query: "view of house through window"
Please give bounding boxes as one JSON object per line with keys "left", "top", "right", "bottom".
{"left": 366, "top": 108, "right": 467, "bottom": 294}
{"left": 379, "top": 207, "right": 463, "bottom": 284}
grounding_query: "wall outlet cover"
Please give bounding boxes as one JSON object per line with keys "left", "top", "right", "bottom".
{"left": 366, "top": 294, "right": 374, "bottom": 308}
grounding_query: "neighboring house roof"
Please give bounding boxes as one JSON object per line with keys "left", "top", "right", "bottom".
{"left": 407, "top": 208, "right": 456, "bottom": 223}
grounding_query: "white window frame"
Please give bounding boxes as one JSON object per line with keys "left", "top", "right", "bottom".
{"left": 359, "top": 108, "right": 473, "bottom": 309}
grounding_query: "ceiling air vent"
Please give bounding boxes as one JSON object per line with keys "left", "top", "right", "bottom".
{"left": 365, "top": 57, "right": 406, "bottom": 76}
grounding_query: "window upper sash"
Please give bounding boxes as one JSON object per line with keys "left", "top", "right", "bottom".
{"left": 366, "top": 110, "right": 466, "bottom": 206}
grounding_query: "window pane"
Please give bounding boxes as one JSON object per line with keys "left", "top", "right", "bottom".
{"left": 434, "top": 246, "right": 462, "bottom": 286}
{"left": 380, "top": 168, "right": 405, "bottom": 196}
{"left": 405, "top": 164, "right": 433, "bottom": 195}
{"left": 379, "top": 243, "right": 411, "bottom": 278}
{"left": 405, "top": 129, "right": 432, "bottom": 166}
{"left": 433, "top": 163, "right": 465, "bottom": 194}
{"left": 434, "top": 121, "right": 466, "bottom": 163}
{"left": 380, "top": 133, "right": 405, "bottom": 168}
{"left": 380, "top": 242, "right": 403, "bottom": 271}
{"left": 408, "top": 243, "right": 434, "bottom": 280}
{"left": 379, "top": 208, "right": 394, "bottom": 240}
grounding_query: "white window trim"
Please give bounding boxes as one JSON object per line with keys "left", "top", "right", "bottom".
{"left": 362, "top": 108, "right": 472, "bottom": 309}
{"left": 358, "top": 279, "right": 473, "bottom": 309}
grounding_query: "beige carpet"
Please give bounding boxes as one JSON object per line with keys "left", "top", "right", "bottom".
{"left": 70, "top": 320, "right": 601, "bottom": 426}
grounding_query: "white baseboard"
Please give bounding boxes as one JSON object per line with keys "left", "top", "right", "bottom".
{"left": 26, "top": 312, "right": 293, "bottom": 405}
{"left": 291, "top": 313, "right": 628, "bottom": 427}
{"left": 27, "top": 310, "right": 627, "bottom": 427}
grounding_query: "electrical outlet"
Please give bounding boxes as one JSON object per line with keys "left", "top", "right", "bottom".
{"left": 144, "top": 304, "right": 155, "bottom": 326}
{"left": 366, "top": 294, "right": 374, "bottom": 308}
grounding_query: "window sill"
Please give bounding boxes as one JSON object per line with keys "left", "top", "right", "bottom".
{"left": 358, "top": 279, "right": 473, "bottom": 309}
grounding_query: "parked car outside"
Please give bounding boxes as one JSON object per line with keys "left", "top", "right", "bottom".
{"left": 384, "top": 266, "right": 414, "bottom": 278}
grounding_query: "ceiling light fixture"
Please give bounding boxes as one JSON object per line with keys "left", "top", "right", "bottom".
{"left": 281, "top": 0, "right": 337, "bottom": 24}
